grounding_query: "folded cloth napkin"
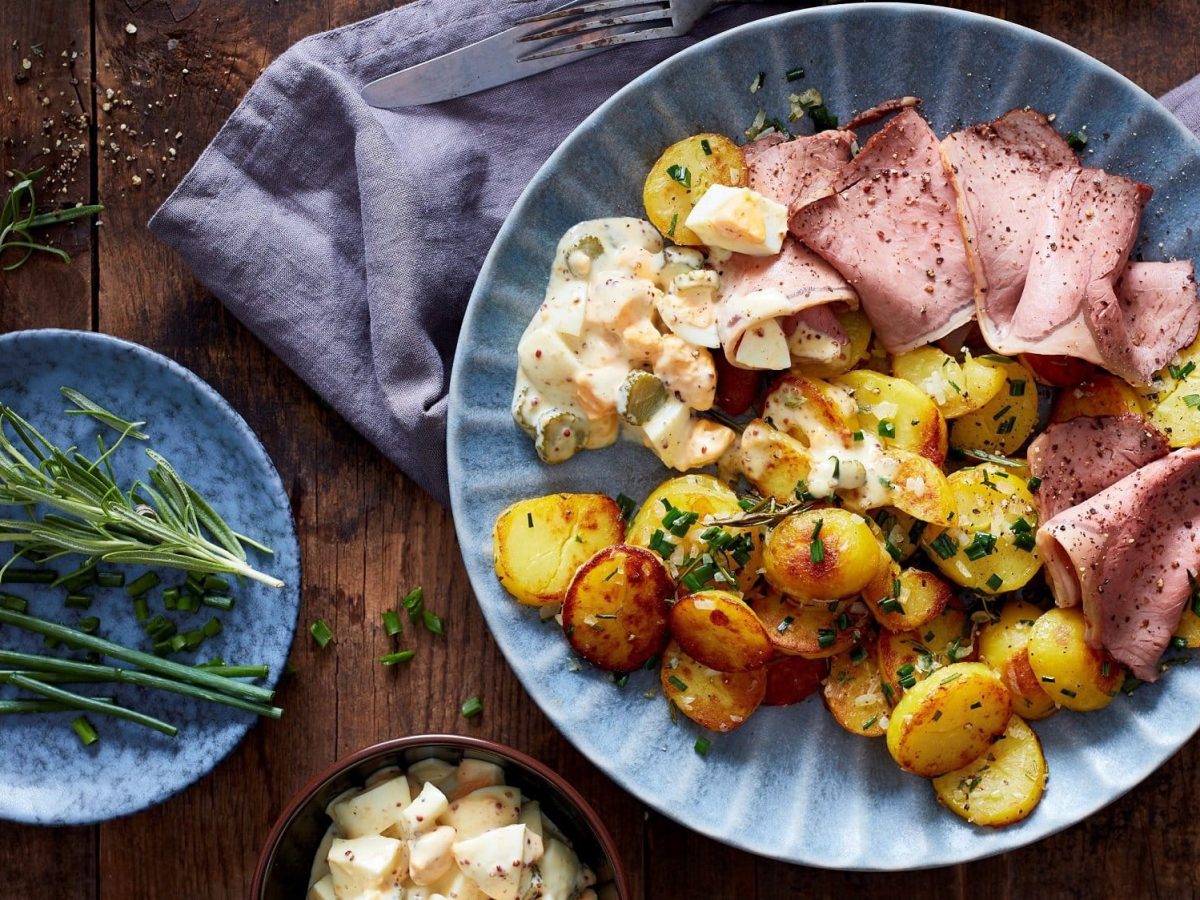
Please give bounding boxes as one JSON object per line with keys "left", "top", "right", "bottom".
{"left": 151, "top": 1, "right": 1200, "bottom": 506}
{"left": 149, "top": 0, "right": 784, "bottom": 506}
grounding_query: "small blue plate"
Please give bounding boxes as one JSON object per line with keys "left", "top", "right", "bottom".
{"left": 0, "top": 329, "right": 301, "bottom": 825}
{"left": 449, "top": 4, "right": 1200, "bottom": 870}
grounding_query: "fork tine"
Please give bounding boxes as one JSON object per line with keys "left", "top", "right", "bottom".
{"left": 515, "top": 0, "right": 663, "bottom": 27}
{"left": 518, "top": 24, "right": 677, "bottom": 61}
{"left": 519, "top": 7, "right": 671, "bottom": 43}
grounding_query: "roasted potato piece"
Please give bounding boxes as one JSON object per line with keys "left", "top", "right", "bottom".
{"left": 825, "top": 637, "right": 890, "bottom": 738}
{"left": 739, "top": 419, "right": 812, "bottom": 502}
{"left": 1026, "top": 607, "right": 1123, "bottom": 711}
{"left": 884, "top": 447, "right": 955, "bottom": 527}
{"left": 763, "top": 654, "right": 827, "bottom": 706}
{"left": 1049, "top": 374, "right": 1145, "bottom": 424}
{"left": 660, "top": 639, "right": 766, "bottom": 732}
{"left": 835, "top": 370, "right": 948, "bottom": 465}
{"left": 754, "top": 591, "right": 866, "bottom": 658}
{"left": 670, "top": 590, "right": 772, "bottom": 673}
{"left": 948, "top": 359, "right": 1039, "bottom": 455}
{"left": 494, "top": 494, "right": 625, "bottom": 606}
{"left": 862, "top": 556, "right": 953, "bottom": 633}
{"left": 761, "top": 373, "right": 858, "bottom": 445}
{"left": 1149, "top": 376, "right": 1200, "bottom": 448}
{"left": 977, "top": 600, "right": 1057, "bottom": 720}
{"left": 763, "top": 508, "right": 882, "bottom": 601}
{"left": 877, "top": 607, "right": 975, "bottom": 700}
{"left": 792, "top": 309, "right": 873, "bottom": 380}
{"left": 920, "top": 464, "right": 1041, "bottom": 594}
{"left": 626, "top": 474, "right": 761, "bottom": 592}
{"left": 892, "top": 349, "right": 1007, "bottom": 419}
{"left": 885, "top": 661, "right": 1012, "bottom": 777}
{"left": 562, "top": 544, "right": 673, "bottom": 671}
{"left": 932, "top": 714, "right": 1047, "bottom": 827}
{"left": 868, "top": 508, "right": 925, "bottom": 563}
{"left": 1176, "top": 599, "right": 1200, "bottom": 649}
{"left": 642, "top": 133, "right": 747, "bottom": 246}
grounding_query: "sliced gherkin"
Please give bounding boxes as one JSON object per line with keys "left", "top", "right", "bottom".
{"left": 616, "top": 371, "right": 668, "bottom": 426}
{"left": 565, "top": 234, "right": 604, "bottom": 276}
{"left": 511, "top": 385, "right": 537, "bottom": 436}
{"left": 534, "top": 409, "right": 587, "bottom": 464}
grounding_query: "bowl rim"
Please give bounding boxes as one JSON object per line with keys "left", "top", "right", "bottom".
{"left": 250, "top": 733, "right": 632, "bottom": 899}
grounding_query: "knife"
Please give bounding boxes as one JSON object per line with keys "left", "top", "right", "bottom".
{"left": 360, "top": 9, "right": 620, "bottom": 108}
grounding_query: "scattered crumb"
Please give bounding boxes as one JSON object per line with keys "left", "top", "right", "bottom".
{"left": 125, "top": 23, "right": 137, "bottom": 35}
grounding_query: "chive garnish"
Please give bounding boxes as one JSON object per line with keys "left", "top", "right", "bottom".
{"left": 964, "top": 532, "right": 997, "bottom": 560}
{"left": 666, "top": 164, "right": 692, "bottom": 188}
{"left": 997, "top": 416, "right": 1017, "bottom": 435}
{"left": 310, "top": 619, "right": 333, "bottom": 648}
{"left": 460, "top": 696, "right": 483, "bottom": 718}
{"left": 694, "top": 736, "right": 712, "bottom": 755}
{"left": 700, "top": 138, "right": 712, "bottom": 155}
{"left": 382, "top": 610, "right": 402, "bottom": 637}
{"left": 785, "top": 66, "right": 805, "bottom": 81}
{"left": 125, "top": 572, "right": 160, "bottom": 598}
{"left": 668, "top": 675, "right": 689, "bottom": 692}
{"left": 932, "top": 709, "right": 943, "bottom": 721}
{"left": 1027, "top": 476, "right": 1043, "bottom": 492}
{"left": 1185, "top": 394, "right": 1200, "bottom": 408}
{"left": 930, "top": 533, "right": 958, "bottom": 559}
{"left": 852, "top": 430, "right": 864, "bottom": 442}
{"left": 816, "top": 628, "right": 836, "bottom": 648}
{"left": 1060, "top": 688, "right": 1077, "bottom": 698}
{"left": 1066, "top": 130, "right": 1088, "bottom": 149}
{"left": 71, "top": 716, "right": 99, "bottom": 746}
{"left": 380, "top": 649, "right": 416, "bottom": 666}
{"left": 1009, "top": 380, "right": 1026, "bottom": 396}
{"left": 862, "top": 716, "right": 878, "bottom": 730}
{"left": 985, "top": 573, "right": 1003, "bottom": 591}
{"left": 877, "top": 419, "right": 896, "bottom": 439}
{"left": 615, "top": 493, "right": 636, "bottom": 521}
{"left": 777, "top": 616, "right": 794, "bottom": 634}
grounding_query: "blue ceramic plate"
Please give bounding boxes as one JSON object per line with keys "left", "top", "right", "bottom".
{"left": 448, "top": 4, "right": 1200, "bottom": 869}
{"left": 0, "top": 330, "right": 300, "bottom": 825}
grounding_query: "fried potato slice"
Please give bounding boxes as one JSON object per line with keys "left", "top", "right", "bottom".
{"left": 920, "top": 464, "right": 1041, "bottom": 594}
{"left": 885, "top": 448, "right": 955, "bottom": 527}
{"left": 642, "top": 133, "right": 747, "bottom": 246}
{"left": 949, "top": 359, "right": 1039, "bottom": 455}
{"left": 753, "top": 591, "right": 866, "bottom": 659}
{"left": 761, "top": 373, "right": 858, "bottom": 446}
{"left": 861, "top": 555, "right": 953, "bottom": 633}
{"left": 670, "top": 590, "right": 772, "bottom": 673}
{"left": 892, "top": 348, "right": 1006, "bottom": 419}
{"left": 1049, "top": 374, "right": 1145, "bottom": 424}
{"left": 1026, "top": 607, "right": 1123, "bottom": 711}
{"left": 932, "top": 714, "right": 1046, "bottom": 827}
{"left": 885, "top": 661, "right": 1012, "bottom": 777}
{"left": 494, "top": 493, "right": 625, "bottom": 606}
{"left": 876, "top": 607, "right": 975, "bottom": 701}
{"left": 825, "top": 636, "right": 890, "bottom": 738}
{"left": 562, "top": 544, "right": 672, "bottom": 672}
{"left": 763, "top": 508, "right": 882, "bottom": 601}
{"left": 763, "top": 654, "right": 827, "bottom": 706}
{"left": 835, "top": 370, "right": 948, "bottom": 465}
{"left": 867, "top": 508, "right": 925, "bottom": 563}
{"left": 661, "top": 639, "right": 766, "bottom": 732}
{"left": 739, "top": 418, "right": 813, "bottom": 503}
{"left": 978, "top": 600, "right": 1057, "bottom": 720}
{"left": 1149, "top": 375, "right": 1200, "bottom": 448}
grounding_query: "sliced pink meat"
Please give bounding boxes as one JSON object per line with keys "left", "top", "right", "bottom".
{"left": 788, "top": 107, "right": 976, "bottom": 353}
{"left": 941, "top": 109, "right": 1076, "bottom": 348}
{"left": 1036, "top": 447, "right": 1200, "bottom": 681}
{"left": 1097, "top": 261, "right": 1200, "bottom": 381}
{"left": 1026, "top": 413, "right": 1169, "bottom": 521}
{"left": 745, "top": 130, "right": 855, "bottom": 206}
{"left": 717, "top": 239, "right": 857, "bottom": 311}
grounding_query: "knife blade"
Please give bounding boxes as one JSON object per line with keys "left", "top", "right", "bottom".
{"left": 361, "top": 14, "right": 616, "bottom": 109}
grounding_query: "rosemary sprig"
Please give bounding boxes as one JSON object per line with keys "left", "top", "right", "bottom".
{"left": 61, "top": 387, "right": 148, "bottom": 441}
{"left": 0, "top": 397, "right": 281, "bottom": 588}
{"left": 957, "top": 448, "right": 1024, "bottom": 468}
{"left": 709, "top": 495, "right": 812, "bottom": 528}
{"left": 0, "top": 169, "right": 103, "bottom": 271}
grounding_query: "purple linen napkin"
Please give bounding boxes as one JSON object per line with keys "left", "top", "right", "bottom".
{"left": 150, "top": 2, "right": 1200, "bottom": 506}
{"left": 149, "top": 0, "right": 784, "bottom": 506}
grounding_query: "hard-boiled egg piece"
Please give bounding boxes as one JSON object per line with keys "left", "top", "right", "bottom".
{"left": 684, "top": 185, "right": 787, "bottom": 256}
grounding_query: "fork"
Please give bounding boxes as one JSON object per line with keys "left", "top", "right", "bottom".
{"left": 515, "top": 0, "right": 727, "bottom": 61}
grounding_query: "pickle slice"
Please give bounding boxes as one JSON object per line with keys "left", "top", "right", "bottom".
{"left": 534, "top": 410, "right": 587, "bottom": 464}
{"left": 617, "top": 371, "right": 668, "bottom": 426}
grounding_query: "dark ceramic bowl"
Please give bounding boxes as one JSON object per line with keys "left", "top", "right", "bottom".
{"left": 251, "top": 734, "right": 631, "bottom": 899}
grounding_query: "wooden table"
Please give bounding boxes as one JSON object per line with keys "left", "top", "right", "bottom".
{"left": 3, "top": 1, "right": 1200, "bottom": 897}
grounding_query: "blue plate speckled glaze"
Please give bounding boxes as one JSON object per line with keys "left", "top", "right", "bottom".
{"left": 448, "top": 5, "right": 1200, "bottom": 870}
{"left": 0, "top": 330, "right": 300, "bottom": 825}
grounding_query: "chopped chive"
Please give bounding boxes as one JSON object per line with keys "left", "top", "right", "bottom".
{"left": 1009, "top": 380, "right": 1027, "bottom": 396}
{"left": 700, "top": 138, "right": 712, "bottom": 155}
{"left": 940, "top": 673, "right": 962, "bottom": 684}
{"left": 65, "top": 593, "right": 92, "bottom": 610}
{"left": 310, "top": 619, "right": 333, "bottom": 649}
{"left": 667, "top": 213, "right": 678, "bottom": 238}
{"left": 96, "top": 571, "right": 125, "bottom": 588}
{"left": 932, "top": 709, "right": 943, "bottom": 721}
{"left": 997, "top": 416, "right": 1017, "bottom": 435}
{"left": 666, "top": 164, "right": 692, "bottom": 188}
{"left": 422, "top": 610, "right": 444, "bottom": 636}
{"left": 381, "top": 649, "right": 416, "bottom": 666}
{"left": 1185, "top": 394, "right": 1200, "bottom": 408}
{"left": 882, "top": 683, "right": 896, "bottom": 704}
{"left": 0, "top": 594, "right": 28, "bottom": 613}
{"left": 202, "top": 575, "right": 230, "bottom": 593}
{"left": 1169, "top": 361, "right": 1196, "bottom": 380}
{"left": 614, "top": 673, "right": 629, "bottom": 689}
{"left": 382, "top": 609, "right": 402, "bottom": 636}
{"left": 785, "top": 66, "right": 805, "bottom": 81}
{"left": 125, "top": 572, "right": 160, "bottom": 598}
{"left": 816, "top": 628, "right": 836, "bottom": 649}
{"left": 133, "top": 596, "right": 149, "bottom": 623}
{"left": 985, "top": 574, "right": 1004, "bottom": 591}
{"left": 202, "top": 617, "right": 222, "bottom": 638}
{"left": 694, "top": 737, "right": 712, "bottom": 756}
{"left": 776, "top": 615, "right": 794, "bottom": 634}
{"left": 850, "top": 646, "right": 867, "bottom": 664}
{"left": 1041, "top": 675, "right": 1056, "bottom": 683}
{"left": 460, "top": 696, "right": 483, "bottom": 718}
{"left": 402, "top": 586, "right": 424, "bottom": 621}
{"left": 1060, "top": 688, "right": 1077, "bottom": 698}
{"left": 879, "top": 597, "right": 902, "bottom": 615}
{"left": 71, "top": 716, "right": 99, "bottom": 746}
{"left": 829, "top": 456, "right": 841, "bottom": 480}
{"left": 1102, "top": 661, "right": 1111, "bottom": 678}
{"left": 1171, "top": 635, "right": 1189, "bottom": 649}
{"left": 668, "top": 675, "right": 689, "bottom": 692}
{"left": 649, "top": 529, "right": 676, "bottom": 559}
{"left": 930, "top": 533, "right": 958, "bottom": 559}
{"left": 1066, "top": 130, "right": 1088, "bottom": 149}
{"left": 970, "top": 701, "right": 982, "bottom": 710}
{"left": 203, "top": 594, "right": 234, "bottom": 611}
{"left": 884, "top": 540, "right": 901, "bottom": 561}
{"left": 795, "top": 479, "right": 813, "bottom": 502}
{"left": 991, "top": 404, "right": 1012, "bottom": 421}
{"left": 77, "top": 616, "right": 100, "bottom": 634}
{"left": 964, "top": 532, "right": 997, "bottom": 560}
{"left": 852, "top": 430, "right": 864, "bottom": 442}
{"left": 862, "top": 715, "right": 878, "bottom": 730}
{"left": 1027, "top": 476, "right": 1042, "bottom": 492}
{"left": 526, "top": 512, "right": 534, "bottom": 528}
{"left": 615, "top": 493, "right": 636, "bottom": 521}
{"left": 877, "top": 419, "right": 896, "bottom": 439}
{"left": 0, "top": 568, "right": 56, "bottom": 584}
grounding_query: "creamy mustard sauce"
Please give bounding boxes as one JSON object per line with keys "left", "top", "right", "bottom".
{"left": 514, "top": 218, "right": 734, "bottom": 470}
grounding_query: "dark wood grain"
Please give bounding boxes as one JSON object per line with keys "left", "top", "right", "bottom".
{"left": 3, "top": 1, "right": 1200, "bottom": 898}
